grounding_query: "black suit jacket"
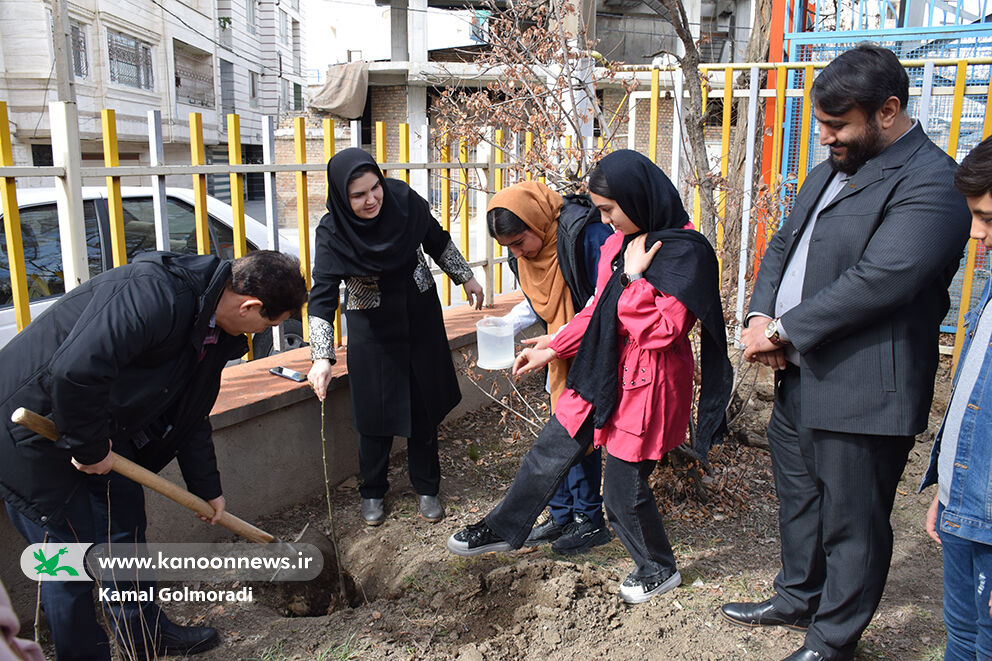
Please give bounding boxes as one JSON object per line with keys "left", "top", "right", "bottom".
{"left": 749, "top": 124, "right": 970, "bottom": 436}
{"left": 0, "top": 254, "right": 247, "bottom": 525}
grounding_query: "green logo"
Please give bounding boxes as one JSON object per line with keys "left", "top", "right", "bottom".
{"left": 33, "top": 547, "right": 79, "bottom": 577}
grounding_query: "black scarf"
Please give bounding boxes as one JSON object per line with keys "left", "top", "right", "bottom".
{"left": 565, "top": 150, "right": 733, "bottom": 459}
{"left": 315, "top": 148, "right": 430, "bottom": 277}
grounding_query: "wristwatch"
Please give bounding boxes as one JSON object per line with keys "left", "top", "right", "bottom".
{"left": 619, "top": 272, "right": 644, "bottom": 287}
{"left": 765, "top": 318, "right": 785, "bottom": 346}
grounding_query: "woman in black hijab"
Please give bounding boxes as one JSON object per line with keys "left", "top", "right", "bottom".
{"left": 447, "top": 150, "right": 732, "bottom": 605}
{"left": 307, "top": 148, "right": 484, "bottom": 526}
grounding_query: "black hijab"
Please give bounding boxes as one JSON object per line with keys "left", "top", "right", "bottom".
{"left": 316, "top": 148, "right": 431, "bottom": 277}
{"left": 565, "top": 150, "right": 732, "bottom": 460}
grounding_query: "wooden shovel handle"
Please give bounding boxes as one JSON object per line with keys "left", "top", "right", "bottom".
{"left": 11, "top": 407, "right": 275, "bottom": 545}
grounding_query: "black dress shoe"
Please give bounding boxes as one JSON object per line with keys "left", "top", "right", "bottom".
{"left": 157, "top": 620, "right": 220, "bottom": 655}
{"left": 720, "top": 599, "right": 811, "bottom": 632}
{"left": 781, "top": 646, "right": 824, "bottom": 661}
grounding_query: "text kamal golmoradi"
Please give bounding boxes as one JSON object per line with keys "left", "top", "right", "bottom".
{"left": 98, "top": 586, "right": 254, "bottom": 603}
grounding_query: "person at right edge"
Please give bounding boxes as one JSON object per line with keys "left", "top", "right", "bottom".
{"left": 921, "top": 135, "right": 992, "bottom": 661}
{"left": 722, "top": 44, "right": 970, "bottom": 661}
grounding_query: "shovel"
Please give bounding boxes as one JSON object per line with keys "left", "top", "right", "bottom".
{"left": 11, "top": 407, "right": 285, "bottom": 546}
{"left": 11, "top": 407, "right": 352, "bottom": 615}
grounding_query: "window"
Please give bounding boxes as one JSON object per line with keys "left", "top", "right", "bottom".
{"left": 293, "top": 83, "right": 303, "bottom": 111}
{"left": 279, "top": 10, "right": 289, "bottom": 45}
{"left": 249, "top": 71, "right": 260, "bottom": 109}
{"left": 71, "top": 22, "right": 88, "bottom": 78}
{"left": 31, "top": 145, "right": 54, "bottom": 167}
{"left": 0, "top": 202, "right": 102, "bottom": 306}
{"left": 246, "top": 0, "right": 256, "bottom": 34}
{"left": 108, "top": 31, "right": 154, "bottom": 90}
{"left": 220, "top": 60, "right": 235, "bottom": 116}
{"left": 174, "top": 41, "right": 215, "bottom": 108}
{"left": 119, "top": 197, "right": 256, "bottom": 261}
{"left": 292, "top": 20, "right": 301, "bottom": 73}
{"left": 280, "top": 78, "right": 290, "bottom": 110}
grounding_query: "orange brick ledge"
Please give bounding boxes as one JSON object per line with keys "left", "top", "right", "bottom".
{"left": 209, "top": 290, "right": 527, "bottom": 430}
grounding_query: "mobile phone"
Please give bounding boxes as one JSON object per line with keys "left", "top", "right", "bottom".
{"left": 269, "top": 366, "right": 307, "bottom": 382}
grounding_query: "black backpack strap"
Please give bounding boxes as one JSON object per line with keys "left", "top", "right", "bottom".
{"left": 556, "top": 194, "right": 600, "bottom": 310}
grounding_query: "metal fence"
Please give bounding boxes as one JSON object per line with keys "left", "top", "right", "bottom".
{"left": 2, "top": 53, "right": 991, "bottom": 364}
{"left": 0, "top": 106, "right": 525, "bottom": 356}
{"left": 630, "top": 56, "right": 992, "bottom": 364}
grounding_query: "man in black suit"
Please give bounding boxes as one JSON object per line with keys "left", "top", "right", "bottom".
{"left": 720, "top": 44, "right": 970, "bottom": 661}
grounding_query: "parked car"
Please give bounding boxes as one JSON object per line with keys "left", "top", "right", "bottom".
{"left": 0, "top": 187, "right": 308, "bottom": 356}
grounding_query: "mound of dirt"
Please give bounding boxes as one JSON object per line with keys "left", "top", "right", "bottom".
{"left": 70, "top": 356, "right": 951, "bottom": 660}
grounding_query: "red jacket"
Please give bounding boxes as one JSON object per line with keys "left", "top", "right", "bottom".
{"left": 550, "top": 229, "right": 696, "bottom": 462}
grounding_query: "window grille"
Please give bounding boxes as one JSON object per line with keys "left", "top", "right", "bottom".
{"left": 174, "top": 43, "right": 215, "bottom": 108}
{"left": 108, "top": 31, "right": 153, "bottom": 90}
{"left": 71, "top": 23, "right": 88, "bottom": 78}
{"left": 249, "top": 71, "right": 260, "bottom": 109}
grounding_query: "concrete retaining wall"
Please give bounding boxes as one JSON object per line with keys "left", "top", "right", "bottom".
{"left": 0, "top": 291, "right": 537, "bottom": 622}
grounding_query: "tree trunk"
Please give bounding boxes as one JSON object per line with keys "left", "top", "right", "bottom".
{"left": 719, "top": 0, "right": 773, "bottom": 313}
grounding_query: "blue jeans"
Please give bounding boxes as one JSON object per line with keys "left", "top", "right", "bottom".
{"left": 939, "top": 504, "right": 992, "bottom": 661}
{"left": 548, "top": 447, "right": 604, "bottom": 526}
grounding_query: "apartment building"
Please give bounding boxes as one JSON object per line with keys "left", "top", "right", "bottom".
{"left": 0, "top": 0, "right": 307, "bottom": 194}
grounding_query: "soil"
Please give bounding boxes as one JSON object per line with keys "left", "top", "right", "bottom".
{"left": 105, "top": 352, "right": 956, "bottom": 660}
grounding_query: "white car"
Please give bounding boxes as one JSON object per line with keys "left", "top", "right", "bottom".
{"left": 0, "top": 187, "right": 309, "bottom": 356}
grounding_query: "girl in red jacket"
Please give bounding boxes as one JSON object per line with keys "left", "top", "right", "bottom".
{"left": 448, "top": 150, "right": 732, "bottom": 604}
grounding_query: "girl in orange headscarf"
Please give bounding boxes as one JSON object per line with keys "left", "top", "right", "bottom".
{"left": 487, "top": 181, "right": 614, "bottom": 555}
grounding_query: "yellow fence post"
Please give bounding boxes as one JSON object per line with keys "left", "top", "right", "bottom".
{"left": 767, "top": 65, "right": 787, "bottom": 247}
{"left": 494, "top": 128, "right": 504, "bottom": 295}
{"left": 295, "top": 117, "right": 311, "bottom": 343}
{"left": 323, "top": 118, "right": 343, "bottom": 347}
{"left": 226, "top": 113, "right": 252, "bottom": 360}
{"left": 101, "top": 109, "right": 126, "bottom": 267}
{"left": 0, "top": 101, "right": 30, "bottom": 330}
{"left": 984, "top": 67, "right": 992, "bottom": 140}
{"left": 648, "top": 67, "right": 660, "bottom": 164}
{"left": 771, "top": 66, "right": 786, "bottom": 190}
{"left": 951, "top": 60, "right": 976, "bottom": 373}
{"left": 189, "top": 112, "right": 210, "bottom": 255}
{"left": 797, "top": 65, "right": 814, "bottom": 189}
{"left": 717, "top": 69, "right": 732, "bottom": 283}
{"left": 693, "top": 82, "right": 706, "bottom": 240}
{"left": 399, "top": 123, "right": 410, "bottom": 185}
{"left": 525, "top": 131, "right": 534, "bottom": 180}
{"left": 375, "top": 121, "right": 386, "bottom": 174}
{"left": 459, "top": 138, "right": 470, "bottom": 301}
{"left": 441, "top": 142, "right": 451, "bottom": 305}
{"left": 227, "top": 114, "right": 247, "bottom": 258}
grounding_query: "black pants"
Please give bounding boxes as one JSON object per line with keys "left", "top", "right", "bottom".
{"left": 603, "top": 453, "right": 677, "bottom": 580}
{"left": 486, "top": 416, "right": 594, "bottom": 547}
{"left": 768, "top": 365, "right": 914, "bottom": 660}
{"left": 6, "top": 447, "right": 162, "bottom": 661}
{"left": 359, "top": 380, "right": 440, "bottom": 499}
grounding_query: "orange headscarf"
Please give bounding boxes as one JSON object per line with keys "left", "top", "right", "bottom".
{"left": 488, "top": 181, "right": 574, "bottom": 408}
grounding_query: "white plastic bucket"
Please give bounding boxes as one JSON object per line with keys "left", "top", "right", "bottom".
{"left": 475, "top": 316, "right": 515, "bottom": 370}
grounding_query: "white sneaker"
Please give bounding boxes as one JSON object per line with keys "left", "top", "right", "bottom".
{"left": 619, "top": 570, "right": 682, "bottom": 604}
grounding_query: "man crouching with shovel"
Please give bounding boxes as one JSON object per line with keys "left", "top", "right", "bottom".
{"left": 0, "top": 250, "right": 307, "bottom": 661}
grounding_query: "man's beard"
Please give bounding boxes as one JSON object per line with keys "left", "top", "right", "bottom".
{"left": 829, "top": 118, "right": 885, "bottom": 175}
